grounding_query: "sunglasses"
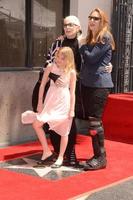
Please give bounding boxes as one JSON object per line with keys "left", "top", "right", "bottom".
{"left": 64, "top": 23, "right": 77, "bottom": 28}
{"left": 88, "top": 16, "right": 101, "bottom": 21}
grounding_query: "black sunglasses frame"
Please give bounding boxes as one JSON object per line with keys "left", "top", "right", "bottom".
{"left": 88, "top": 16, "right": 101, "bottom": 21}
{"left": 63, "top": 23, "right": 77, "bottom": 28}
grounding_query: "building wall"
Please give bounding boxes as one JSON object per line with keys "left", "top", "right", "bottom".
{"left": 70, "top": 0, "right": 113, "bottom": 36}
{"left": 0, "top": 71, "right": 38, "bottom": 147}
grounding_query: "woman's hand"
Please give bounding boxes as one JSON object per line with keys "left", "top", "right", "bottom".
{"left": 105, "top": 63, "right": 113, "bottom": 73}
{"left": 56, "top": 35, "right": 65, "bottom": 41}
{"left": 55, "top": 77, "right": 66, "bottom": 87}
{"left": 69, "top": 110, "right": 75, "bottom": 118}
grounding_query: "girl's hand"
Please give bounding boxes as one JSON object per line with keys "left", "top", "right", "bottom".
{"left": 69, "top": 110, "right": 75, "bottom": 118}
{"left": 37, "top": 103, "right": 43, "bottom": 113}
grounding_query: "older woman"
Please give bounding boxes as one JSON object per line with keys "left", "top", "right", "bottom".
{"left": 32, "top": 15, "right": 82, "bottom": 167}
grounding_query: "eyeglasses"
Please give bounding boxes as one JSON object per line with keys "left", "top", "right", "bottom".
{"left": 64, "top": 23, "right": 77, "bottom": 28}
{"left": 88, "top": 16, "right": 101, "bottom": 21}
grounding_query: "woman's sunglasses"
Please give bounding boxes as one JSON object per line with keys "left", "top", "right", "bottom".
{"left": 88, "top": 16, "right": 101, "bottom": 21}
{"left": 64, "top": 23, "right": 77, "bottom": 28}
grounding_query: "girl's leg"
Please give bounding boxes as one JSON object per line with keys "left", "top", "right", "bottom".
{"left": 54, "top": 135, "right": 68, "bottom": 165}
{"left": 32, "top": 120, "right": 52, "bottom": 160}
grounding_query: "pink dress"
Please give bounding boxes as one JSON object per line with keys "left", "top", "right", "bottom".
{"left": 37, "top": 64, "right": 73, "bottom": 136}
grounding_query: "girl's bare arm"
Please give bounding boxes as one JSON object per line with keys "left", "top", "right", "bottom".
{"left": 37, "top": 64, "right": 52, "bottom": 112}
{"left": 69, "top": 70, "right": 77, "bottom": 117}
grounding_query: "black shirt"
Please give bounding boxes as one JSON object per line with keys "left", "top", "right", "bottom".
{"left": 62, "top": 37, "right": 81, "bottom": 72}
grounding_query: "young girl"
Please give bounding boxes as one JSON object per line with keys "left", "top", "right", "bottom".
{"left": 22, "top": 47, "right": 77, "bottom": 168}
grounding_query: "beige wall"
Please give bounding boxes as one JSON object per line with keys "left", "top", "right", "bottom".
{"left": 0, "top": 71, "right": 39, "bottom": 147}
{"left": 70, "top": 0, "right": 113, "bottom": 36}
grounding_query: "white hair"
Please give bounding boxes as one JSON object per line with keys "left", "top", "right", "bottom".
{"left": 64, "top": 15, "right": 81, "bottom": 28}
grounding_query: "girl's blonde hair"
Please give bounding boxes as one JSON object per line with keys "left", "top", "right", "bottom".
{"left": 56, "top": 47, "right": 76, "bottom": 74}
{"left": 86, "top": 8, "right": 115, "bottom": 50}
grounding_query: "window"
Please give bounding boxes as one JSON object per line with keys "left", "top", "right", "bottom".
{"left": 0, "top": 0, "right": 69, "bottom": 69}
{"left": 33, "top": 0, "right": 63, "bottom": 67}
{"left": 0, "top": 0, "right": 25, "bottom": 67}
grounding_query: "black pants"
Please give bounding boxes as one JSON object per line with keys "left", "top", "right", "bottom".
{"left": 81, "top": 85, "right": 110, "bottom": 119}
{"left": 49, "top": 118, "right": 77, "bottom": 158}
{"left": 49, "top": 80, "right": 83, "bottom": 158}
{"left": 81, "top": 85, "right": 110, "bottom": 158}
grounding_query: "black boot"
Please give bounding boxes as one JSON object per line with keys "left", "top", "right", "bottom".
{"left": 84, "top": 155, "right": 107, "bottom": 171}
{"left": 64, "top": 148, "right": 83, "bottom": 168}
{"left": 65, "top": 148, "right": 78, "bottom": 166}
{"left": 84, "top": 117, "right": 107, "bottom": 171}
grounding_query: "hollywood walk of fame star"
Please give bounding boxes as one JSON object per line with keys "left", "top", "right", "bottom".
{"left": 0, "top": 155, "right": 83, "bottom": 180}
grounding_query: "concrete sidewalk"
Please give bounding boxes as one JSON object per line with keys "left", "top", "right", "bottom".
{"left": 71, "top": 177, "right": 133, "bottom": 200}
